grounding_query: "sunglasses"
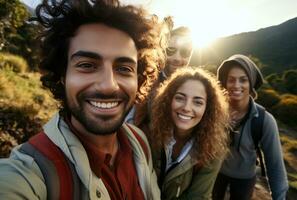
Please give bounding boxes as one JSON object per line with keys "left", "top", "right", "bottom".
{"left": 166, "top": 47, "right": 192, "bottom": 58}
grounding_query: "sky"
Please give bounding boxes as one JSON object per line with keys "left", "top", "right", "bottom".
{"left": 22, "top": 0, "right": 297, "bottom": 48}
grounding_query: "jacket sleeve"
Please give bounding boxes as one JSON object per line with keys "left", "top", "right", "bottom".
{"left": 178, "top": 158, "right": 222, "bottom": 200}
{"left": 0, "top": 147, "right": 46, "bottom": 200}
{"left": 260, "top": 112, "right": 288, "bottom": 200}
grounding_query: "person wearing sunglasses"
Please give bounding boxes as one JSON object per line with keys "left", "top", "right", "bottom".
{"left": 162, "top": 26, "right": 193, "bottom": 80}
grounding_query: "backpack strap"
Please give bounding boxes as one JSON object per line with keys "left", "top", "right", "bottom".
{"left": 251, "top": 104, "right": 266, "bottom": 176}
{"left": 19, "top": 132, "right": 81, "bottom": 200}
{"left": 125, "top": 123, "right": 149, "bottom": 162}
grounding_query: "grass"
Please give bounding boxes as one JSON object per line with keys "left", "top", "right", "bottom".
{"left": 279, "top": 126, "right": 297, "bottom": 196}
{"left": 0, "top": 67, "right": 58, "bottom": 120}
{"left": 0, "top": 67, "right": 58, "bottom": 157}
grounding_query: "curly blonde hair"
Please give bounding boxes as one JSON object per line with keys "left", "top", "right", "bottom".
{"left": 151, "top": 67, "right": 229, "bottom": 166}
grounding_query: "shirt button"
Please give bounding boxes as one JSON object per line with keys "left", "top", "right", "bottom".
{"left": 96, "top": 189, "right": 101, "bottom": 198}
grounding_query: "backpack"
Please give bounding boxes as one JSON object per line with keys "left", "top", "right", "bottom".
{"left": 251, "top": 104, "right": 266, "bottom": 177}
{"left": 19, "top": 124, "right": 149, "bottom": 200}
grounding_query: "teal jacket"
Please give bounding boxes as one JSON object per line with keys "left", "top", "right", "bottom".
{"left": 153, "top": 149, "right": 222, "bottom": 200}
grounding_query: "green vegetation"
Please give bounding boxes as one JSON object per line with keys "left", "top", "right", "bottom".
{"left": 0, "top": 0, "right": 41, "bottom": 71}
{"left": 280, "top": 134, "right": 297, "bottom": 194}
{"left": 0, "top": 52, "right": 28, "bottom": 72}
{"left": 0, "top": 67, "right": 57, "bottom": 157}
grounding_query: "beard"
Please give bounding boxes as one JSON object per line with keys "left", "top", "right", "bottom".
{"left": 65, "top": 90, "right": 133, "bottom": 136}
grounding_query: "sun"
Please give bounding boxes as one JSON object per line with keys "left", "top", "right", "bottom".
{"left": 149, "top": 0, "right": 246, "bottom": 49}
{"left": 190, "top": 25, "right": 217, "bottom": 49}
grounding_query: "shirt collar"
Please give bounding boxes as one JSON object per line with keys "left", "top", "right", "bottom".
{"left": 164, "top": 137, "right": 194, "bottom": 172}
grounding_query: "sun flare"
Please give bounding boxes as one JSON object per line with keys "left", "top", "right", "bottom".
{"left": 147, "top": 0, "right": 252, "bottom": 49}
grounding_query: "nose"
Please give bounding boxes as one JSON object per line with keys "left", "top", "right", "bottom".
{"left": 95, "top": 65, "right": 119, "bottom": 94}
{"left": 234, "top": 79, "right": 241, "bottom": 88}
{"left": 182, "top": 100, "right": 192, "bottom": 112}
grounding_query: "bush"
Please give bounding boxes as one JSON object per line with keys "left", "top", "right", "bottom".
{"left": 0, "top": 105, "right": 43, "bottom": 145}
{"left": 0, "top": 68, "right": 58, "bottom": 157}
{"left": 0, "top": 131, "right": 18, "bottom": 158}
{"left": 273, "top": 94, "right": 297, "bottom": 127}
{"left": 282, "top": 70, "right": 297, "bottom": 95}
{"left": 0, "top": 52, "right": 28, "bottom": 73}
{"left": 265, "top": 73, "right": 288, "bottom": 94}
{"left": 257, "top": 88, "right": 281, "bottom": 110}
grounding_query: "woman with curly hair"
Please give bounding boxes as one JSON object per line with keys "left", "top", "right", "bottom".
{"left": 150, "top": 67, "right": 229, "bottom": 199}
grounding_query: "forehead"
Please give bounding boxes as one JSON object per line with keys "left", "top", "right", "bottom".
{"left": 168, "top": 35, "right": 192, "bottom": 48}
{"left": 68, "top": 23, "right": 137, "bottom": 61}
{"left": 227, "top": 66, "right": 248, "bottom": 77}
{"left": 177, "top": 79, "right": 206, "bottom": 97}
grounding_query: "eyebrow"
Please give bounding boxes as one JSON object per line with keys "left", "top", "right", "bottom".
{"left": 228, "top": 75, "right": 249, "bottom": 78}
{"left": 115, "top": 57, "right": 137, "bottom": 65}
{"left": 70, "top": 51, "right": 137, "bottom": 64}
{"left": 175, "top": 92, "right": 205, "bottom": 100}
{"left": 70, "top": 51, "right": 101, "bottom": 60}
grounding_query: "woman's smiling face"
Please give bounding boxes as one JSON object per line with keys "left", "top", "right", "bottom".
{"left": 171, "top": 79, "right": 207, "bottom": 138}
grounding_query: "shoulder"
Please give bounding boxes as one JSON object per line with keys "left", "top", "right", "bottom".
{"left": 262, "top": 110, "right": 278, "bottom": 132}
{"left": 0, "top": 146, "right": 46, "bottom": 199}
{"left": 253, "top": 102, "right": 277, "bottom": 130}
{"left": 122, "top": 123, "right": 151, "bottom": 160}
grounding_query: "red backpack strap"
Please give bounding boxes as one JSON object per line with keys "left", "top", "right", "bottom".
{"left": 126, "top": 124, "right": 149, "bottom": 162}
{"left": 20, "top": 132, "right": 80, "bottom": 200}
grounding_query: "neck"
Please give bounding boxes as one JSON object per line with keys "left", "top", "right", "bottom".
{"left": 172, "top": 134, "right": 191, "bottom": 161}
{"left": 230, "top": 97, "right": 250, "bottom": 113}
{"left": 70, "top": 116, "right": 118, "bottom": 155}
{"left": 174, "top": 129, "right": 192, "bottom": 145}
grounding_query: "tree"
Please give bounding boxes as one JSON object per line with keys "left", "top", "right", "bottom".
{"left": 0, "top": 0, "right": 41, "bottom": 71}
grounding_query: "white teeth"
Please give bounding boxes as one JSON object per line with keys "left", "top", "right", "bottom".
{"left": 231, "top": 90, "right": 242, "bottom": 95}
{"left": 90, "top": 101, "right": 118, "bottom": 109}
{"left": 178, "top": 114, "right": 192, "bottom": 120}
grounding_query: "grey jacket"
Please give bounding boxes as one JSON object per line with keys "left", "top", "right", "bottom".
{"left": 0, "top": 113, "right": 160, "bottom": 200}
{"left": 220, "top": 99, "right": 288, "bottom": 200}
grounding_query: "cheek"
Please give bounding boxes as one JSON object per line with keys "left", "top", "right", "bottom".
{"left": 122, "top": 77, "right": 138, "bottom": 99}
{"left": 65, "top": 75, "right": 90, "bottom": 96}
{"left": 183, "top": 57, "right": 191, "bottom": 64}
{"left": 196, "top": 106, "right": 206, "bottom": 119}
{"left": 171, "top": 99, "right": 181, "bottom": 111}
{"left": 171, "top": 100, "right": 178, "bottom": 116}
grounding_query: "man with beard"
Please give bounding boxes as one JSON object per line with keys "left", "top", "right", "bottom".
{"left": 0, "top": 0, "right": 165, "bottom": 199}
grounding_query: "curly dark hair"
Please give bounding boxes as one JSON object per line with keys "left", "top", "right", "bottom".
{"left": 34, "top": 0, "right": 165, "bottom": 109}
{"left": 151, "top": 67, "right": 230, "bottom": 166}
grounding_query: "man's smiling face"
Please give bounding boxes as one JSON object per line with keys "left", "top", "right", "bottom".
{"left": 65, "top": 23, "right": 138, "bottom": 135}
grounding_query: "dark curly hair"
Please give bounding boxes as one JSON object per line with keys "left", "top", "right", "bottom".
{"left": 34, "top": 0, "right": 165, "bottom": 109}
{"left": 151, "top": 67, "right": 230, "bottom": 166}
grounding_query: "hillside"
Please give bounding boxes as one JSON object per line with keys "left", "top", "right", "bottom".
{"left": 191, "top": 17, "right": 297, "bottom": 75}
